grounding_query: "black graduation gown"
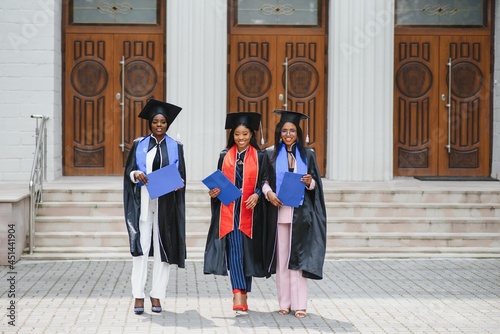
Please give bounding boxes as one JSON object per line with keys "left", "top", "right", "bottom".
{"left": 203, "top": 148, "right": 274, "bottom": 278}
{"left": 265, "top": 147, "right": 327, "bottom": 280}
{"left": 123, "top": 137, "right": 187, "bottom": 268}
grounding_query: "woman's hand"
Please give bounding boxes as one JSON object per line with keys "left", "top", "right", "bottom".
{"left": 268, "top": 191, "right": 282, "bottom": 207}
{"left": 245, "top": 193, "right": 259, "bottom": 210}
{"left": 209, "top": 188, "right": 220, "bottom": 199}
{"left": 301, "top": 174, "right": 313, "bottom": 187}
{"left": 134, "top": 171, "right": 148, "bottom": 185}
{"left": 175, "top": 179, "right": 185, "bottom": 191}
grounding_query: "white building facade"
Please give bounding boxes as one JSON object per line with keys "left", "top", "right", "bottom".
{"left": 0, "top": 0, "right": 498, "bottom": 182}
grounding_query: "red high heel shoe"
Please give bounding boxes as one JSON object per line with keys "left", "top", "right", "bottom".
{"left": 241, "top": 291, "right": 248, "bottom": 311}
{"left": 232, "top": 289, "right": 248, "bottom": 311}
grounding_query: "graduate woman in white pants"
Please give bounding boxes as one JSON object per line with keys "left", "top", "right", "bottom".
{"left": 124, "top": 99, "right": 186, "bottom": 315}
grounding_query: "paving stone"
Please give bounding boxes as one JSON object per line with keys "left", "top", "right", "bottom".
{"left": 0, "top": 259, "right": 499, "bottom": 333}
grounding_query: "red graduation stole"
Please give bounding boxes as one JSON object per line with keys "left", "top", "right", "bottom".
{"left": 219, "top": 145, "right": 258, "bottom": 239}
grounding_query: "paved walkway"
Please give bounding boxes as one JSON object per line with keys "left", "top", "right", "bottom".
{"left": 1, "top": 259, "right": 499, "bottom": 333}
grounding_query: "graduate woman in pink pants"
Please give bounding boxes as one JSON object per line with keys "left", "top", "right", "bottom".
{"left": 263, "top": 110, "right": 327, "bottom": 318}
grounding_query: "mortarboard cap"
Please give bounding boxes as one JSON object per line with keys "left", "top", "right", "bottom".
{"left": 225, "top": 112, "right": 262, "bottom": 132}
{"left": 273, "top": 109, "right": 309, "bottom": 126}
{"left": 138, "top": 99, "right": 182, "bottom": 126}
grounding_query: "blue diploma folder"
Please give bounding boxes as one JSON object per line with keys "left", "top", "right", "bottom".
{"left": 277, "top": 172, "right": 305, "bottom": 207}
{"left": 202, "top": 170, "right": 242, "bottom": 205}
{"left": 146, "top": 163, "right": 184, "bottom": 199}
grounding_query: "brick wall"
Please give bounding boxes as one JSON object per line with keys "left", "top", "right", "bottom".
{"left": 0, "top": 0, "right": 62, "bottom": 182}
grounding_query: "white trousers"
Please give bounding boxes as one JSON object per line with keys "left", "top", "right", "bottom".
{"left": 131, "top": 198, "right": 170, "bottom": 299}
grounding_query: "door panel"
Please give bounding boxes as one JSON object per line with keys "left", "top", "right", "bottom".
{"left": 114, "top": 34, "right": 164, "bottom": 168}
{"left": 64, "top": 34, "right": 164, "bottom": 175}
{"left": 229, "top": 35, "right": 277, "bottom": 146}
{"left": 277, "top": 36, "right": 325, "bottom": 169}
{"left": 229, "top": 35, "right": 326, "bottom": 175}
{"left": 394, "top": 36, "right": 440, "bottom": 176}
{"left": 439, "top": 36, "right": 491, "bottom": 176}
{"left": 64, "top": 34, "right": 115, "bottom": 175}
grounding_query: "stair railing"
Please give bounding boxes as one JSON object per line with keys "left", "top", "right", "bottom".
{"left": 29, "top": 115, "right": 49, "bottom": 254}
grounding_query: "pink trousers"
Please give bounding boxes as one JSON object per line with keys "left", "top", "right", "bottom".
{"left": 276, "top": 222, "right": 308, "bottom": 311}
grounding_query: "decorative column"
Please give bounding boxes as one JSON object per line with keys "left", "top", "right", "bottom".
{"left": 328, "top": 0, "right": 395, "bottom": 181}
{"left": 166, "top": 0, "right": 228, "bottom": 181}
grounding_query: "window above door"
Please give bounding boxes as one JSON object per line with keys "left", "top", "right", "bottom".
{"left": 229, "top": 0, "right": 327, "bottom": 35}
{"left": 71, "top": 0, "right": 159, "bottom": 25}
{"left": 236, "top": 0, "right": 320, "bottom": 26}
{"left": 396, "top": 0, "right": 487, "bottom": 27}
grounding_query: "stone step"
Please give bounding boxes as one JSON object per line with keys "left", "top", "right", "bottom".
{"left": 34, "top": 231, "right": 208, "bottom": 248}
{"left": 323, "top": 189, "right": 500, "bottom": 203}
{"left": 37, "top": 202, "right": 124, "bottom": 216}
{"left": 36, "top": 200, "right": 500, "bottom": 220}
{"left": 31, "top": 178, "right": 500, "bottom": 259}
{"left": 37, "top": 203, "right": 500, "bottom": 219}
{"left": 24, "top": 245, "right": 500, "bottom": 261}
{"left": 24, "top": 246, "right": 206, "bottom": 260}
{"left": 326, "top": 202, "right": 500, "bottom": 217}
{"left": 33, "top": 229, "right": 500, "bottom": 251}
{"left": 42, "top": 189, "right": 123, "bottom": 202}
{"left": 35, "top": 215, "right": 500, "bottom": 234}
{"left": 41, "top": 184, "right": 500, "bottom": 204}
{"left": 36, "top": 201, "right": 211, "bottom": 217}
{"left": 333, "top": 217, "right": 500, "bottom": 233}
{"left": 34, "top": 216, "right": 211, "bottom": 233}
{"left": 328, "top": 232, "right": 500, "bottom": 247}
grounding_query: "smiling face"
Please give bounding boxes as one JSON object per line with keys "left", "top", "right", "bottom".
{"left": 233, "top": 124, "right": 252, "bottom": 151}
{"left": 280, "top": 122, "right": 297, "bottom": 149}
{"left": 151, "top": 114, "right": 168, "bottom": 140}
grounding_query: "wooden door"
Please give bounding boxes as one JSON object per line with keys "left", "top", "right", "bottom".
{"left": 394, "top": 35, "right": 491, "bottom": 176}
{"left": 394, "top": 36, "right": 440, "bottom": 176}
{"left": 64, "top": 34, "right": 164, "bottom": 175}
{"left": 438, "top": 36, "right": 491, "bottom": 176}
{"left": 278, "top": 36, "right": 326, "bottom": 173}
{"left": 229, "top": 35, "right": 277, "bottom": 138}
{"left": 64, "top": 34, "right": 115, "bottom": 175}
{"left": 229, "top": 35, "right": 326, "bottom": 175}
{"left": 114, "top": 34, "right": 165, "bottom": 168}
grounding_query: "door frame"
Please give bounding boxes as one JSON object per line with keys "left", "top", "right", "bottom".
{"left": 227, "top": 0, "right": 329, "bottom": 175}
{"left": 62, "top": 1, "right": 166, "bottom": 175}
{"left": 394, "top": 0, "right": 495, "bottom": 177}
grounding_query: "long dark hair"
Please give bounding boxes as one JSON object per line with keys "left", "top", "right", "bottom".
{"left": 226, "top": 124, "right": 260, "bottom": 150}
{"left": 271, "top": 121, "right": 307, "bottom": 162}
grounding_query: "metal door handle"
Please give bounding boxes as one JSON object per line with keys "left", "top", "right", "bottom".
{"left": 446, "top": 58, "right": 452, "bottom": 153}
{"left": 282, "top": 57, "right": 288, "bottom": 109}
{"left": 119, "top": 56, "right": 125, "bottom": 152}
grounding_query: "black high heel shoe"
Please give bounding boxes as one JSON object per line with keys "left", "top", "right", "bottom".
{"left": 134, "top": 298, "right": 144, "bottom": 315}
{"left": 150, "top": 297, "right": 162, "bottom": 313}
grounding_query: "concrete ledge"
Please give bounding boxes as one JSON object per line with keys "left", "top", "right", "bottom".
{"left": 0, "top": 183, "right": 29, "bottom": 266}
{"left": 0, "top": 183, "right": 29, "bottom": 202}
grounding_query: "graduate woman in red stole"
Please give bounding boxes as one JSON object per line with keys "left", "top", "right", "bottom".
{"left": 263, "top": 110, "right": 327, "bottom": 319}
{"left": 203, "top": 112, "right": 272, "bottom": 312}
